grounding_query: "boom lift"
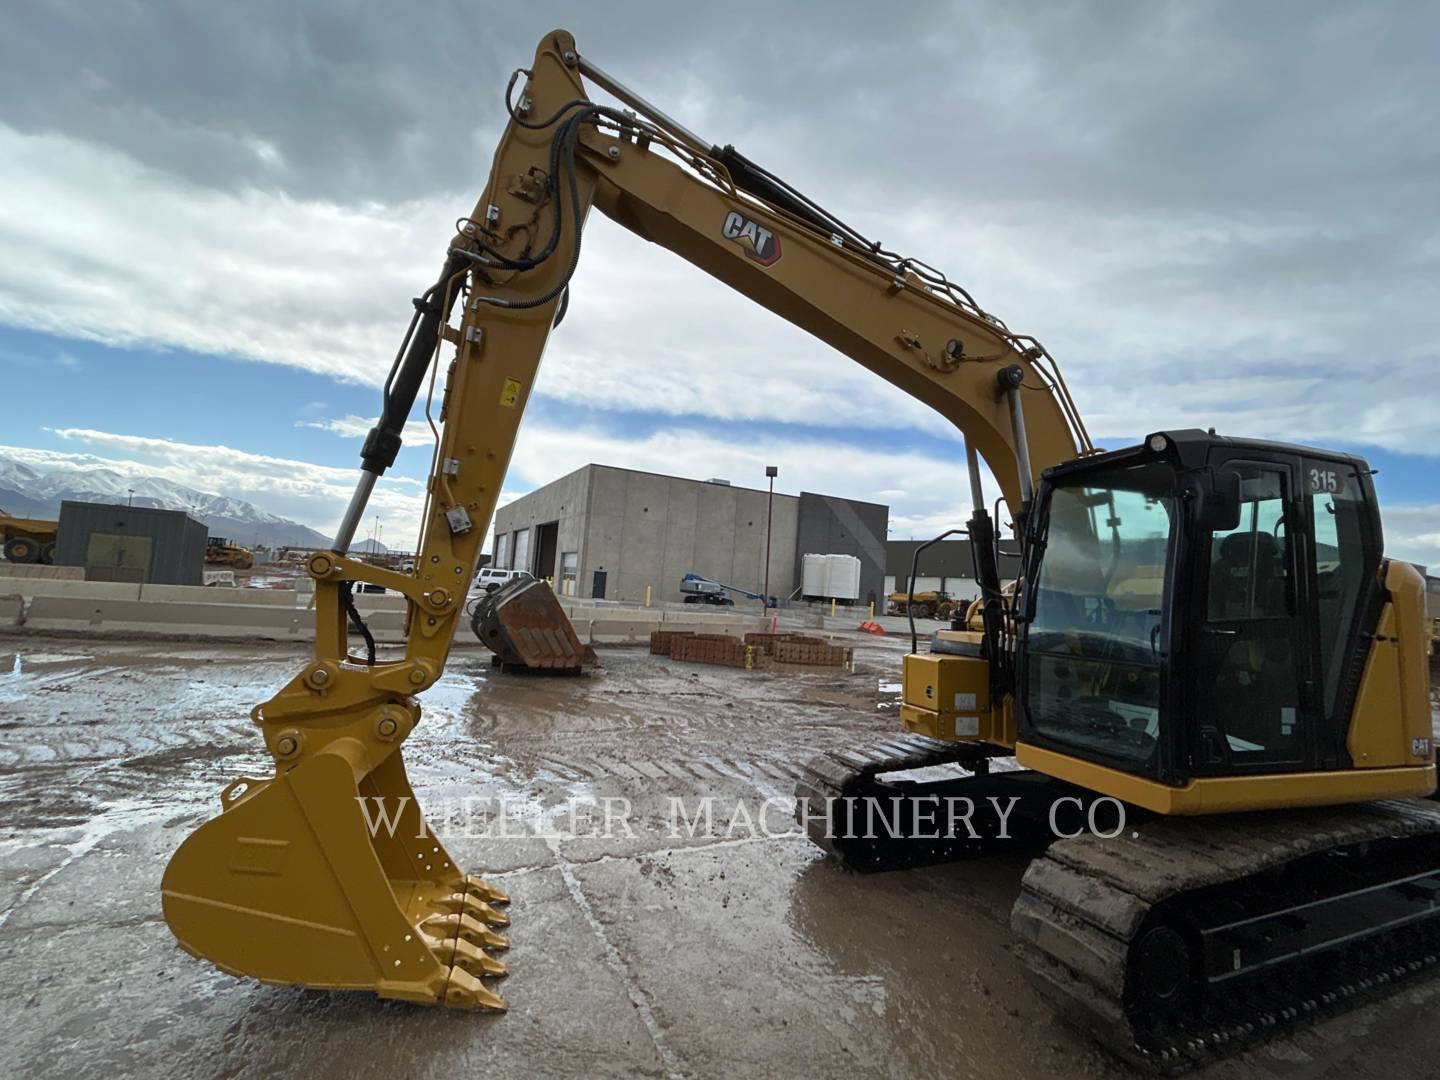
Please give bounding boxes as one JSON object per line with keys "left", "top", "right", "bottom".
{"left": 161, "top": 30, "right": 1438, "bottom": 1066}
{"left": 679, "top": 572, "right": 766, "bottom": 606}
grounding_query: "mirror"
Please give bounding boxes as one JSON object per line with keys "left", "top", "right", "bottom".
{"left": 1190, "top": 467, "right": 1242, "bottom": 532}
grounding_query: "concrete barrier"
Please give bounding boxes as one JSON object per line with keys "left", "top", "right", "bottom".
{"left": 662, "top": 609, "right": 751, "bottom": 625}
{"left": 590, "top": 617, "right": 694, "bottom": 643}
{"left": 11, "top": 578, "right": 143, "bottom": 601}
{"left": 354, "top": 594, "right": 407, "bottom": 613}
{"left": 0, "top": 563, "right": 84, "bottom": 581}
{"left": 141, "top": 583, "right": 298, "bottom": 606}
{"left": 0, "top": 578, "right": 771, "bottom": 645}
{"left": 656, "top": 620, "right": 755, "bottom": 637}
{"left": 24, "top": 596, "right": 316, "bottom": 638}
{"left": 568, "top": 604, "right": 664, "bottom": 626}
{"left": 360, "top": 609, "right": 406, "bottom": 640}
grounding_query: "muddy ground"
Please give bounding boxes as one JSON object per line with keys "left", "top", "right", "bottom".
{"left": 1, "top": 632, "right": 1438, "bottom": 1080}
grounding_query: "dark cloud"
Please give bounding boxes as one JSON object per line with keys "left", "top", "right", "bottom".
{"left": 4, "top": 2, "right": 1434, "bottom": 235}
{"left": 0, "top": 0, "right": 1436, "bottom": 472}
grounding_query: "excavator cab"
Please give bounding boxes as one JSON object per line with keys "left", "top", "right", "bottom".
{"left": 1015, "top": 429, "right": 1434, "bottom": 811}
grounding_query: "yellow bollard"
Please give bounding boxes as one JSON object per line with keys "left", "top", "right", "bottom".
{"left": 869, "top": 601, "right": 875, "bottom": 618}
{"left": 645, "top": 585, "right": 652, "bottom": 608}
{"left": 831, "top": 598, "right": 837, "bottom": 618}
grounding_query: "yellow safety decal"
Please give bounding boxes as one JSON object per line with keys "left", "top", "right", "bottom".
{"left": 499, "top": 378, "right": 523, "bottom": 408}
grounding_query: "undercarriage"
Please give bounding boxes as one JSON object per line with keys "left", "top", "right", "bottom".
{"left": 798, "top": 739, "right": 1440, "bottom": 1070}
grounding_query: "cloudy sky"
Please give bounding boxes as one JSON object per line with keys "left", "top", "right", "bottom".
{"left": 0, "top": 1, "right": 1436, "bottom": 562}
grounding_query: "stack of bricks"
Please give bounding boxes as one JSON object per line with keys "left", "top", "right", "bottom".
{"left": 655, "top": 630, "right": 854, "bottom": 671}
{"left": 668, "top": 632, "right": 754, "bottom": 669}
{"left": 772, "top": 637, "right": 854, "bottom": 669}
{"left": 742, "top": 631, "right": 813, "bottom": 657}
{"left": 649, "top": 630, "right": 687, "bottom": 657}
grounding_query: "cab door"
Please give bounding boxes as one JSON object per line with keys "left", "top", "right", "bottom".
{"left": 1187, "top": 451, "right": 1320, "bottom": 775}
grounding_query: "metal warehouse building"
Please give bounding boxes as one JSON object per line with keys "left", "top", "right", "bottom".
{"left": 56, "top": 500, "right": 208, "bottom": 585}
{"left": 884, "top": 538, "right": 1022, "bottom": 603}
{"left": 490, "top": 464, "right": 888, "bottom": 605}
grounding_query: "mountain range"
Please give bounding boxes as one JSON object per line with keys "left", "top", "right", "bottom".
{"left": 0, "top": 455, "right": 331, "bottom": 549}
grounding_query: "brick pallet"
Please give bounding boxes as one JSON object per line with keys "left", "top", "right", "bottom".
{"left": 657, "top": 630, "right": 854, "bottom": 671}
{"left": 649, "top": 630, "right": 688, "bottom": 656}
{"left": 669, "top": 633, "right": 754, "bottom": 669}
{"left": 742, "top": 631, "right": 814, "bottom": 656}
{"left": 773, "top": 639, "right": 854, "bottom": 669}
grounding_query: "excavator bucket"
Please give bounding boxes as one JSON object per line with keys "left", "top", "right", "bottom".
{"left": 161, "top": 738, "right": 511, "bottom": 1008}
{"left": 470, "top": 577, "right": 599, "bottom": 673}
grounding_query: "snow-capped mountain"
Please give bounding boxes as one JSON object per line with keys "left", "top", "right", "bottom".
{"left": 0, "top": 455, "right": 331, "bottom": 549}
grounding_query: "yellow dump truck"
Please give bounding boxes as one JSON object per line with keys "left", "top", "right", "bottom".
{"left": 0, "top": 511, "right": 58, "bottom": 564}
{"left": 887, "top": 590, "right": 946, "bottom": 619}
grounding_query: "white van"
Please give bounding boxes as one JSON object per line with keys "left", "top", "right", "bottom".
{"left": 474, "top": 567, "right": 534, "bottom": 593}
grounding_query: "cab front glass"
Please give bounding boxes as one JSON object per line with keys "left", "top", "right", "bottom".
{"left": 1024, "top": 461, "right": 1176, "bottom": 766}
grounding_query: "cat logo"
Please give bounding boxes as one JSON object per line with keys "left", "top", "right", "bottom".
{"left": 721, "top": 210, "right": 781, "bottom": 266}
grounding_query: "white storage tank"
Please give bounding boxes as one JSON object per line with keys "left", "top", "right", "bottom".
{"left": 823, "top": 553, "right": 861, "bottom": 600}
{"left": 801, "top": 553, "right": 828, "bottom": 598}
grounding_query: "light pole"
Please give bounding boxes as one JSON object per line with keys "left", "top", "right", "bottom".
{"left": 126, "top": 488, "right": 134, "bottom": 508}
{"left": 763, "top": 465, "right": 778, "bottom": 611}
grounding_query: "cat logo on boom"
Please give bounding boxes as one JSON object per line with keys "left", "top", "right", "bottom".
{"left": 722, "top": 210, "right": 781, "bottom": 266}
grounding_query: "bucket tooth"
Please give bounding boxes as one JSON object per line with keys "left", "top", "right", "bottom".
{"left": 472, "top": 900, "right": 510, "bottom": 927}
{"left": 422, "top": 911, "right": 510, "bottom": 951}
{"left": 439, "top": 890, "right": 511, "bottom": 927}
{"left": 466, "top": 874, "right": 511, "bottom": 906}
{"left": 444, "top": 965, "right": 508, "bottom": 1011}
{"left": 448, "top": 937, "right": 509, "bottom": 978}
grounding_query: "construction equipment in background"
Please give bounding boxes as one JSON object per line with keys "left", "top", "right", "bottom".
{"left": 887, "top": 589, "right": 946, "bottom": 619}
{"left": 0, "top": 510, "right": 58, "bottom": 564}
{"left": 469, "top": 577, "right": 597, "bottom": 673}
{"left": 204, "top": 536, "right": 255, "bottom": 570}
{"left": 679, "top": 572, "right": 769, "bottom": 606}
{"left": 161, "top": 29, "right": 1436, "bottom": 1066}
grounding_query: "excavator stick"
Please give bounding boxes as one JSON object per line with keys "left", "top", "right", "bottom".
{"left": 470, "top": 577, "right": 598, "bottom": 673}
{"left": 162, "top": 691, "right": 511, "bottom": 1008}
{"left": 158, "top": 29, "right": 592, "bottom": 1008}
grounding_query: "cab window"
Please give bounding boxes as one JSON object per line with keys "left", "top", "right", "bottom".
{"left": 1308, "top": 462, "right": 1372, "bottom": 719}
{"left": 1198, "top": 462, "right": 1302, "bottom": 763}
{"left": 1026, "top": 461, "right": 1175, "bottom": 764}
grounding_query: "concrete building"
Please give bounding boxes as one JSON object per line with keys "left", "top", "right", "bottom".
{"left": 490, "top": 464, "right": 888, "bottom": 605}
{"left": 884, "top": 538, "right": 1022, "bottom": 602}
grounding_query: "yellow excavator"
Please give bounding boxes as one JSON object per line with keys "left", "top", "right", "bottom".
{"left": 161, "top": 30, "right": 1437, "bottom": 1067}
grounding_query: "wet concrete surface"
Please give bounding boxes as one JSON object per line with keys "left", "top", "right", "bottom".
{"left": 2, "top": 633, "right": 1439, "bottom": 1080}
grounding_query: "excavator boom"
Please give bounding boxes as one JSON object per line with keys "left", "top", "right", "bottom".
{"left": 161, "top": 27, "right": 1086, "bottom": 1013}
{"left": 161, "top": 29, "right": 1437, "bottom": 1066}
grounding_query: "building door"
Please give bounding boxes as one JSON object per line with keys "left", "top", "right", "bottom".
{"left": 86, "top": 531, "right": 151, "bottom": 583}
{"left": 512, "top": 528, "right": 531, "bottom": 575}
{"left": 534, "top": 521, "right": 559, "bottom": 581}
{"left": 591, "top": 569, "right": 607, "bottom": 599}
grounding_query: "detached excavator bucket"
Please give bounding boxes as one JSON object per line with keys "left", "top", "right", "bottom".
{"left": 162, "top": 737, "right": 511, "bottom": 1008}
{"left": 470, "top": 577, "right": 599, "bottom": 673}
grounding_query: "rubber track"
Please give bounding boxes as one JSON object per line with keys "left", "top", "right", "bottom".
{"left": 794, "top": 735, "right": 1016, "bottom": 871}
{"left": 1012, "top": 798, "right": 1440, "bottom": 1071}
